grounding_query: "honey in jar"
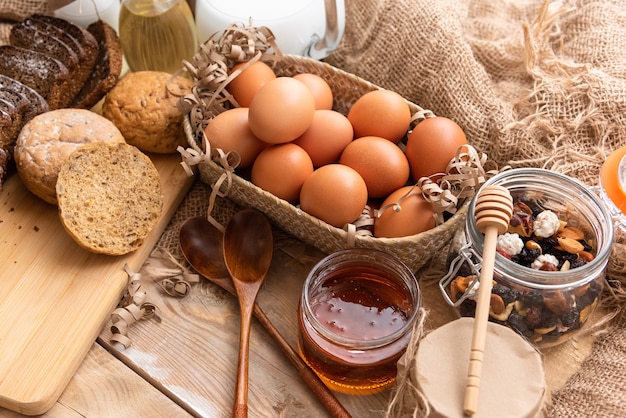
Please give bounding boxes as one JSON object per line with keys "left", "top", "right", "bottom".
{"left": 298, "top": 248, "right": 421, "bottom": 394}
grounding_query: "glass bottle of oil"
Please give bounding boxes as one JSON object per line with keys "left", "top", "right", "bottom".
{"left": 119, "top": 0, "right": 198, "bottom": 74}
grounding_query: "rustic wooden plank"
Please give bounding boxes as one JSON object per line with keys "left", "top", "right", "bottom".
{"left": 98, "top": 232, "right": 395, "bottom": 417}
{"left": 0, "top": 343, "right": 193, "bottom": 418}
{"left": 0, "top": 154, "right": 193, "bottom": 416}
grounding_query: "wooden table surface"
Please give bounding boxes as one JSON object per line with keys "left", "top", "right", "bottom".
{"left": 0, "top": 180, "right": 601, "bottom": 418}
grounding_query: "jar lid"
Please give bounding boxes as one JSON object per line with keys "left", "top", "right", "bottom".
{"left": 600, "top": 145, "right": 626, "bottom": 216}
{"left": 414, "top": 318, "right": 546, "bottom": 417}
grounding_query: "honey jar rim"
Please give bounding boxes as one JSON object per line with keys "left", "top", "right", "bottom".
{"left": 300, "top": 248, "right": 422, "bottom": 348}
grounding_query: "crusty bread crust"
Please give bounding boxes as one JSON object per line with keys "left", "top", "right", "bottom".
{"left": 56, "top": 142, "right": 163, "bottom": 256}
{"left": 14, "top": 109, "right": 125, "bottom": 204}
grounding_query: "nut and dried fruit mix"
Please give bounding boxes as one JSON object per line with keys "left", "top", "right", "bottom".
{"left": 447, "top": 198, "right": 602, "bottom": 347}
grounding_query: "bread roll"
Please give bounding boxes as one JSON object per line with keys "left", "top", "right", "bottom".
{"left": 102, "top": 71, "right": 192, "bottom": 154}
{"left": 14, "top": 108, "right": 125, "bottom": 204}
{"left": 56, "top": 142, "right": 163, "bottom": 255}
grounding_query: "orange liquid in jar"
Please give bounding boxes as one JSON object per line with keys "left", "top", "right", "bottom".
{"left": 298, "top": 267, "right": 415, "bottom": 394}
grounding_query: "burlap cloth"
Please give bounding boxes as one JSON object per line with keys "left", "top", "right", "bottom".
{"left": 3, "top": 0, "right": 626, "bottom": 416}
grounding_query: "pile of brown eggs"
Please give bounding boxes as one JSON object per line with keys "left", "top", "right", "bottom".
{"left": 203, "top": 60, "right": 468, "bottom": 238}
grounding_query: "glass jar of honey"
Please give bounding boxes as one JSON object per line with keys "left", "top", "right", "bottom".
{"left": 298, "top": 248, "right": 421, "bottom": 394}
{"left": 440, "top": 168, "right": 614, "bottom": 349}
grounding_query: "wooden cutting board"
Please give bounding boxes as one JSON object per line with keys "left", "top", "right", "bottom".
{"left": 0, "top": 153, "right": 194, "bottom": 416}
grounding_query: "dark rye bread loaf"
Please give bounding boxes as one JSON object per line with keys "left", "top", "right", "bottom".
{"left": 71, "top": 20, "right": 123, "bottom": 109}
{"left": 9, "top": 23, "right": 82, "bottom": 106}
{"left": 0, "top": 45, "right": 69, "bottom": 110}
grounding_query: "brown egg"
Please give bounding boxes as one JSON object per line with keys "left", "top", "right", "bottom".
{"left": 293, "top": 73, "right": 333, "bottom": 110}
{"left": 300, "top": 164, "right": 368, "bottom": 228}
{"left": 347, "top": 89, "right": 411, "bottom": 143}
{"left": 405, "top": 116, "right": 468, "bottom": 182}
{"left": 293, "top": 110, "right": 353, "bottom": 167}
{"left": 203, "top": 108, "right": 267, "bottom": 168}
{"left": 251, "top": 143, "right": 313, "bottom": 203}
{"left": 249, "top": 77, "right": 316, "bottom": 144}
{"left": 226, "top": 61, "right": 276, "bottom": 107}
{"left": 339, "top": 136, "right": 410, "bottom": 199}
{"left": 374, "top": 186, "right": 436, "bottom": 238}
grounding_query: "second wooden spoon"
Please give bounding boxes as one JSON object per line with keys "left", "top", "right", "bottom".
{"left": 223, "top": 209, "right": 273, "bottom": 418}
{"left": 179, "top": 215, "right": 352, "bottom": 418}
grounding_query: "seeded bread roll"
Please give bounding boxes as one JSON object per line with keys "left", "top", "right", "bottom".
{"left": 56, "top": 142, "right": 163, "bottom": 256}
{"left": 14, "top": 109, "right": 125, "bottom": 204}
{"left": 102, "top": 71, "right": 192, "bottom": 154}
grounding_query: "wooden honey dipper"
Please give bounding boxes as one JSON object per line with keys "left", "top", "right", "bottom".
{"left": 463, "top": 185, "right": 513, "bottom": 416}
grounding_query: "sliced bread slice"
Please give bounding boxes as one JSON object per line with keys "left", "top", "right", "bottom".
{"left": 0, "top": 76, "right": 49, "bottom": 188}
{"left": 10, "top": 23, "right": 81, "bottom": 107}
{"left": 56, "top": 142, "right": 164, "bottom": 255}
{"left": 0, "top": 74, "right": 50, "bottom": 118}
{"left": 0, "top": 45, "right": 69, "bottom": 110}
{"left": 71, "top": 20, "right": 123, "bottom": 109}
{"left": 0, "top": 98, "right": 22, "bottom": 146}
{"left": 0, "top": 108, "right": 13, "bottom": 186}
{"left": 23, "top": 14, "right": 98, "bottom": 101}
{"left": 29, "top": 14, "right": 99, "bottom": 63}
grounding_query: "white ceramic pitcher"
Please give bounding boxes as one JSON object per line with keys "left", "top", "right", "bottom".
{"left": 194, "top": 0, "right": 345, "bottom": 60}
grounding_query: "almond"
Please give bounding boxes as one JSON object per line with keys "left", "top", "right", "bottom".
{"left": 557, "top": 237, "right": 585, "bottom": 254}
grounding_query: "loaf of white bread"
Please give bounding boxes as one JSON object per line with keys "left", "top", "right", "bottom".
{"left": 0, "top": 14, "right": 122, "bottom": 188}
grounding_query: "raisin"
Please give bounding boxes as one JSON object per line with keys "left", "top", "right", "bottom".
{"left": 560, "top": 308, "right": 581, "bottom": 329}
{"left": 525, "top": 306, "right": 543, "bottom": 328}
{"left": 493, "top": 285, "right": 521, "bottom": 306}
{"left": 508, "top": 311, "right": 533, "bottom": 338}
{"left": 523, "top": 291, "right": 544, "bottom": 307}
{"left": 540, "top": 310, "right": 559, "bottom": 328}
{"left": 570, "top": 257, "right": 587, "bottom": 270}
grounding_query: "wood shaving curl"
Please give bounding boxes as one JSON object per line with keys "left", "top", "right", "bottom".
{"left": 376, "top": 144, "right": 505, "bottom": 226}
{"left": 177, "top": 21, "right": 282, "bottom": 134}
{"left": 110, "top": 252, "right": 201, "bottom": 349}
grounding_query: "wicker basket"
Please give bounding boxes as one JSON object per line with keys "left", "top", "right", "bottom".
{"left": 184, "top": 54, "right": 468, "bottom": 272}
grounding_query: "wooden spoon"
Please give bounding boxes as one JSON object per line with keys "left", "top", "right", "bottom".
{"left": 221, "top": 209, "right": 274, "bottom": 418}
{"left": 179, "top": 215, "right": 351, "bottom": 417}
{"left": 463, "top": 185, "right": 513, "bottom": 416}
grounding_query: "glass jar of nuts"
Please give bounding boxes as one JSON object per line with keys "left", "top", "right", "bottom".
{"left": 440, "top": 168, "right": 614, "bottom": 349}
